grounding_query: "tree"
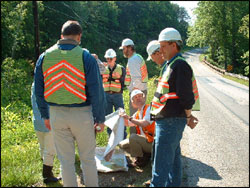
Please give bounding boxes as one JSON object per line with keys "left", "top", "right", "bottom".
{"left": 187, "top": 1, "right": 249, "bottom": 75}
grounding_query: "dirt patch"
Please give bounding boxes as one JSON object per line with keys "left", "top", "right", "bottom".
{"left": 76, "top": 162, "right": 152, "bottom": 187}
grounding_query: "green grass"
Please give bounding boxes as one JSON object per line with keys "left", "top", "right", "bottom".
{"left": 1, "top": 78, "right": 157, "bottom": 187}
{"left": 222, "top": 74, "right": 249, "bottom": 86}
{"left": 200, "top": 53, "right": 249, "bottom": 87}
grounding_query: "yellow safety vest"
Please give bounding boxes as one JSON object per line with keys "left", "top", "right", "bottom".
{"left": 42, "top": 44, "right": 87, "bottom": 104}
{"left": 151, "top": 56, "right": 200, "bottom": 115}
{"left": 102, "top": 64, "right": 123, "bottom": 92}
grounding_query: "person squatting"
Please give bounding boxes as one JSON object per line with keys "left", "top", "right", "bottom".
{"left": 34, "top": 20, "right": 199, "bottom": 187}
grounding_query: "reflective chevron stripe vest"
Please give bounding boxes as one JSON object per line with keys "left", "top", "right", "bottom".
{"left": 151, "top": 56, "right": 200, "bottom": 115}
{"left": 42, "top": 44, "right": 87, "bottom": 104}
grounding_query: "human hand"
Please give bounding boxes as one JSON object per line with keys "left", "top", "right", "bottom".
{"left": 94, "top": 123, "right": 105, "bottom": 133}
{"left": 44, "top": 119, "right": 51, "bottom": 130}
{"left": 187, "top": 115, "right": 198, "bottom": 129}
{"left": 91, "top": 53, "right": 98, "bottom": 59}
{"left": 112, "top": 72, "right": 121, "bottom": 78}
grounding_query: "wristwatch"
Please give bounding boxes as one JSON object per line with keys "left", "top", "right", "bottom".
{"left": 129, "top": 117, "right": 133, "bottom": 121}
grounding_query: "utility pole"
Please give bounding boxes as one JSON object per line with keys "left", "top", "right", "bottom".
{"left": 32, "top": 1, "right": 40, "bottom": 62}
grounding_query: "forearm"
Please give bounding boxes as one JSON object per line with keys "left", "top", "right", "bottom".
{"left": 129, "top": 118, "right": 150, "bottom": 128}
{"left": 34, "top": 53, "right": 49, "bottom": 119}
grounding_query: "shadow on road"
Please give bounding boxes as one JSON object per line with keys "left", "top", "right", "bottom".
{"left": 182, "top": 155, "right": 222, "bottom": 187}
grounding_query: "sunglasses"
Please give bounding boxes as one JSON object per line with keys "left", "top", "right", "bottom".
{"left": 106, "top": 58, "right": 113, "bottom": 61}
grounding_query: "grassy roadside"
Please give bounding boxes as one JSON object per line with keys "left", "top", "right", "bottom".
{"left": 222, "top": 75, "right": 249, "bottom": 86}
{"left": 199, "top": 53, "right": 249, "bottom": 87}
{"left": 1, "top": 78, "right": 157, "bottom": 187}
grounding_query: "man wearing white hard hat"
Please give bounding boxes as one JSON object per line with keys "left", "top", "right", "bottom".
{"left": 119, "top": 38, "right": 149, "bottom": 135}
{"left": 146, "top": 40, "right": 165, "bottom": 65}
{"left": 117, "top": 89, "right": 155, "bottom": 168}
{"left": 150, "top": 28, "right": 200, "bottom": 187}
{"left": 102, "top": 48, "right": 127, "bottom": 139}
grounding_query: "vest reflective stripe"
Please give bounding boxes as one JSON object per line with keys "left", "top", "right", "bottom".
{"left": 158, "top": 78, "right": 169, "bottom": 88}
{"left": 135, "top": 104, "right": 155, "bottom": 143}
{"left": 43, "top": 45, "right": 87, "bottom": 104}
{"left": 125, "top": 53, "right": 148, "bottom": 86}
{"left": 140, "top": 63, "right": 148, "bottom": 82}
{"left": 151, "top": 101, "right": 164, "bottom": 109}
{"left": 44, "top": 80, "right": 86, "bottom": 101}
{"left": 44, "top": 60, "right": 86, "bottom": 81}
{"left": 44, "top": 70, "right": 86, "bottom": 91}
{"left": 151, "top": 56, "right": 200, "bottom": 115}
{"left": 160, "top": 92, "right": 179, "bottom": 103}
{"left": 102, "top": 64, "right": 123, "bottom": 92}
{"left": 103, "top": 83, "right": 121, "bottom": 89}
{"left": 137, "top": 54, "right": 148, "bottom": 83}
{"left": 124, "top": 67, "right": 131, "bottom": 86}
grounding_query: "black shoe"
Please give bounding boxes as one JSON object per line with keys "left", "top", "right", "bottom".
{"left": 134, "top": 156, "right": 150, "bottom": 168}
{"left": 43, "top": 164, "right": 60, "bottom": 184}
{"left": 43, "top": 176, "right": 60, "bottom": 184}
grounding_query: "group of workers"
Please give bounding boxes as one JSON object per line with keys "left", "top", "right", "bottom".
{"left": 32, "top": 20, "right": 200, "bottom": 187}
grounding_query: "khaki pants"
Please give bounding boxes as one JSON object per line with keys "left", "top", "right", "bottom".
{"left": 129, "top": 90, "right": 147, "bottom": 134}
{"left": 119, "top": 133, "right": 152, "bottom": 158}
{"left": 50, "top": 106, "right": 98, "bottom": 187}
{"left": 36, "top": 131, "right": 56, "bottom": 166}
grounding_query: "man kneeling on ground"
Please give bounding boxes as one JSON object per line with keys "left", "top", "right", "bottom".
{"left": 118, "top": 89, "right": 155, "bottom": 167}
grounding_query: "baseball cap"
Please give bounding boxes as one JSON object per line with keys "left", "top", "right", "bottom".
{"left": 130, "top": 89, "right": 144, "bottom": 101}
{"left": 119, "top": 38, "right": 134, "bottom": 49}
{"left": 146, "top": 40, "right": 160, "bottom": 61}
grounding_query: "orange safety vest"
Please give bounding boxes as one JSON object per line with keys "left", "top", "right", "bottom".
{"left": 102, "top": 64, "right": 123, "bottom": 92}
{"left": 124, "top": 53, "right": 148, "bottom": 86}
{"left": 135, "top": 104, "right": 155, "bottom": 143}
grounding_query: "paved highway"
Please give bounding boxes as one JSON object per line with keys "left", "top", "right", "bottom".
{"left": 181, "top": 49, "right": 249, "bottom": 187}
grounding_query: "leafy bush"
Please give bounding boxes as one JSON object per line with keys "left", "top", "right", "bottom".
{"left": 1, "top": 57, "right": 34, "bottom": 107}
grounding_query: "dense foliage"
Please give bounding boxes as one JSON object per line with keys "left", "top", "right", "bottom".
{"left": 187, "top": 1, "right": 249, "bottom": 76}
{"left": 1, "top": 1, "right": 190, "bottom": 78}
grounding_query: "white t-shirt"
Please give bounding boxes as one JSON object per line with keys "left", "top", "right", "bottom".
{"left": 131, "top": 105, "right": 153, "bottom": 136}
{"left": 127, "top": 53, "right": 147, "bottom": 92}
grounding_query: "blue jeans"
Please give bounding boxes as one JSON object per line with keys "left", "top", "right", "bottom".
{"left": 105, "top": 92, "right": 127, "bottom": 139}
{"left": 150, "top": 117, "right": 186, "bottom": 187}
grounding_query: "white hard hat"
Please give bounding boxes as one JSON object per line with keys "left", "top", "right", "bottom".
{"left": 119, "top": 38, "right": 134, "bottom": 49}
{"left": 146, "top": 40, "right": 160, "bottom": 61}
{"left": 130, "top": 89, "right": 144, "bottom": 101}
{"left": 158, "top": 27, "right": 182, "bottom": 42}
{"left": 104, "top": 49, "right": 116, "bottom": 58}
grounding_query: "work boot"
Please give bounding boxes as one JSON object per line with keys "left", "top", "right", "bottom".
{"left": 134, "top": 156, "right": 150, "bottom": 168}
{"left": 42, "top": 164, "right": 60, "bottom": 184}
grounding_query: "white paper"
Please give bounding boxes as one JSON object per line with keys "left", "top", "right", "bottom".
{"left": 103, "top": 108, "right": 125, "bottom": 157}
{"left": 95, "top": 147, "right": 128, "bottom": 173}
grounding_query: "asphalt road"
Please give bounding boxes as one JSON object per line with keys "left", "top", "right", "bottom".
{"left": 181, "top": 49, "right": 249, "bottom": 187}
